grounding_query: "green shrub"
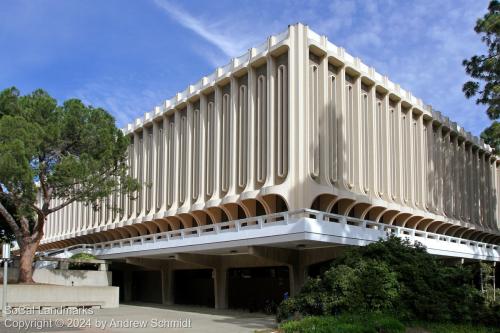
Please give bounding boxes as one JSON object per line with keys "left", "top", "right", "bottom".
{"left": 277, "top": 237, "right": 500, "bottom": 326}
{"left": 412, "top": 322, "right": 500, "bottom": 333}
{"left": 280, "top": 313, "right": 405, "bottom": 333}
{"left": 68, "top": 252, "right": 98, "bottom": 270}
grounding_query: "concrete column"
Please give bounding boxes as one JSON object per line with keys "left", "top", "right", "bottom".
{"left": 161, "top": 267, "right": 174, "bottom": 305}
{"left": 289, "top": 263, "right": 307, "bottom": 297}
{"left": 213, "top": 267, "right": 228, "bottom": 309}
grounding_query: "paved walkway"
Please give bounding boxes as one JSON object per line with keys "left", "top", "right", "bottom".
{"left": 0, "top": 303, "right": 277, "bottom": 333}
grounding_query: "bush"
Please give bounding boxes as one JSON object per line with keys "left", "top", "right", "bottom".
{"left": 277, "top": 237, "right": 500, "bottom": 326}
{"left": 280, "top": 313, "right": 405, "bottom": 333}
{"left": 68, "top": 252, "right": 98, "bottom": 270}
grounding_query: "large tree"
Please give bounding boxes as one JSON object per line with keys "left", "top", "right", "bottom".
{"left": 463, "top": 0, "right": 500, "bottom": 150}
{"left": 0, "top": 87, "right": 138, "bottom": 283}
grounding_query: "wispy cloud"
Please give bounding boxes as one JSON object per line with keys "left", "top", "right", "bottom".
{"left": 72, "top": 78, "right": 166, "bottom": 128}
{"left": 153, "top": 0, "right": 257, "bottom": 62}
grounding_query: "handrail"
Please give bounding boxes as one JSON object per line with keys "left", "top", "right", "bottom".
{"left": 40, "top": 209, "right": 499, "bottom": 256}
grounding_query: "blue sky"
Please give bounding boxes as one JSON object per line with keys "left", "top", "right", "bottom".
{"left": 0, "top": 0, "right": 491, "bottom": 135}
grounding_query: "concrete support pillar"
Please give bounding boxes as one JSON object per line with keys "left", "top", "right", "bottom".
{"left": 123, "top": 270, "right": 133, "bottom": 302}
{"left": 213, "top": 267, "right": 228, "bottom": 309}
{"left": 161, "top": 266, "right": 174, "bottom": 305}
{"left": 289, "top": 263, "right": 307, "bottom": 297}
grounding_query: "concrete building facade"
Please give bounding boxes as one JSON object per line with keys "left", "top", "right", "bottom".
{"left": 38, "top": 24, "right": 500, "bottom": 308}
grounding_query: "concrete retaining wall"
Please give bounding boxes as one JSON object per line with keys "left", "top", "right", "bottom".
{"left": 1, "top": 268, "right": 111, "bottom": 286}
{"left": 0, "top": 285, "right": 119, "bottom": 308}
{"left": 33, "top": 269, "right": 111, "bottom": 286}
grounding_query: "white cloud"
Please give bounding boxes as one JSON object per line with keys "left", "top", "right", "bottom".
{"left": 72, "top": 78, "right": 166, "bottom": 128}
{"left": 153, "top": 0, "right": 258, "bottom": 60}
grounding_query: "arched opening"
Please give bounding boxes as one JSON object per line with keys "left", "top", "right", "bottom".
{"left": 191, "top": 210, "right": 214, "bottom": 226}
{"left": 310, "top": 194, "right": 336, "bottom": 212}
{"left": 414, "top": 219, "right": 434, "bottom": 231}
{"left": 380, "top": 210, "right": 401, "bottom": 225}
{"left": 444, "top": 225, "right": 462, "bottom": 237}
{"left": 364, "top": 206, "right": 386, "bottom": 222}
{"left": 261, "top": 194, "right": 289, "bottom": 214}
{"left": 404, "top": 216, "right": 424, "bottom": 229}
{"left": 393, "top": 213, "right": 412, "bottom": 227}
{"left": 206, "top": 206, "right": 229, "bottom": 224}
{"left": 221, "top": 203, "right": 249, "bottom": 221}
{"left": 154, "top": 218, "right": 173, "bottom": 232}
{"left": 426, "top": 221, "right": 445, "bottom": 233}
{"left": 349, "top": 202, "right": 372, "bottom": 219}
{"left": 332, "top": 198, "right": 355, "bottom": 215}
{"left": 142, "top": 221, "right": 160, "bottom": 234}
{"left": 241, "top": 198, "right": 268, "bottom": 217}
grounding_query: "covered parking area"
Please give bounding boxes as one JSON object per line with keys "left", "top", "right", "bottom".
{"left": 108, "top": 243, "right": 346, "bottom": 311}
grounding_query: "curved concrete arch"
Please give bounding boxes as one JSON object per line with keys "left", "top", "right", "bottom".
{"left": 58, "top": 240, "right": 74, "bottom": 248}
{"left": 350, "top": 202, "right": 372, "bottom": 219}
{"left": 461, "top": 229, "right": 477, "bottom": 239}
{"left": 113, "top": 227, "right": 132, "bottom": 239}
{"left": 121, "top": 225, "right": 140, "bottom": 237}
{"left": 97, "top": 231, "right": 114, "bottom": 242}
{"left": 260, "top": 194, "right": 289, "bottom": 214}
{"left": 142, "top": 221, "right": 160, "bottom": 234}
{"left": 152, "top": 218, "right": 172, "bottom": 232}
{"left": 191, "top": 210, "right": 213, "bottom": 226}
{"left": 178, "top": 214, "right": 196, "bottom": 228}
{"left": 310, "top": 194, "right": 337, "bottom": 212}
{"left": 365, "top": 206, "right": 388, "bottom": 222}
{"left": 393, "top": 213, "right": 412, "bottom": 227}
{"left": 92, "top": 233, "right": 109, "bottom": 243}
{"left": 450, "top": 226, "right": 469, "bottom": 238}
{"left": 84, "top": 234, "right": 102, "bottom": 244}
{"left": 483, "top": 234, "right": 498, "bottom": 243}
{"left": 240, "top": 198, "right": 269, "bottom": 217}
{"left": 443, "top": 225, "right": 462, "bottom": 236}
{"left": 404, "top": 216, "right": 425, "bottom": 229}
{"left": 221, "top": 202, "right": 248, "bottom": 221}
{"left": 436, "top": 223, "right": 454, "bottom": 235}
{"left": 469, "top": 230, "right": 485, "bottom": 241}
{"left": 380, "top": 210, "right": 402, "bottom": 225}
{"left": 129, "top": 223, "right": 149, "bottom": 236}
{"left": 170, "top": 215, "right": 186, "bottom": 229}
{"left": 331, "top": 198, "right": 356, "bottom": 215}
{"left": 426, "top": 220, "right": 446, "bottom": 233}
{"left": 415, "top": 218, "right": 436, "bottom": 231}
{"left": 206, "top": 206, "right": 229, "bottom": 224}
{"left": 105, "top": 229, "right": 123, "bottom": 241}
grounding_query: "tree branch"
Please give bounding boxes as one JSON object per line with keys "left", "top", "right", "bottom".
{"left": 48, "top": 196, "right": 77, "bottom": 214}
{"left": 0, "top": 200, "right": 24, "bottom": 243}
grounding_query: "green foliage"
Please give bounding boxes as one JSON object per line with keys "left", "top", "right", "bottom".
{"left": 70, "top": 253, "right": 96, "bottom": 260}
{"left": 463, "top": 1, "right": 500, "bottom": 150}
{"left": 463, "top": 0, "right": 499, "bottom": 118}
{"left": 0, "top": 196, "right": 19, "bottom": 242}
{"left": 410, "top": 322, "right": 500, "bottom": 333}
{"left": 277, "top": 237, "right": 500, "bottom": 326}
{"left": 280, "top": 313, "right": 405, "bottom": 333}
{"left": 480, "top": 121, "right": 500, "bottom": 151}
{"left": 68, "top": 252, "right": 98, "bottom": 270}
{"left": 0, "top": 87, "right": 139, "bottom": 243}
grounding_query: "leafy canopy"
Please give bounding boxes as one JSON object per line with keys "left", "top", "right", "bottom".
{"left": 277, "top": 237, "right": 500, "bottom": 326}
{"left": 463, "top": 1, "right": 500, "bottom": 149}
{"left": 0, "top": 87, "right": 138, "bottom": 241}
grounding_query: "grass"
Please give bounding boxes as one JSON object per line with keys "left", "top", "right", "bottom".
{"left": 280, "top": 313, "right": 405, "bottom": 333}
{"left": 279, "top": 314, "right": 500, "bottom": 333}
{"left": 407, "top": 322, "right": 500, "bottom": 333}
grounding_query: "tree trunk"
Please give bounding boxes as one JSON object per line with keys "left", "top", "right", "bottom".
{"left": 18, "top": 240, "right": 39, "bottom": 284}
